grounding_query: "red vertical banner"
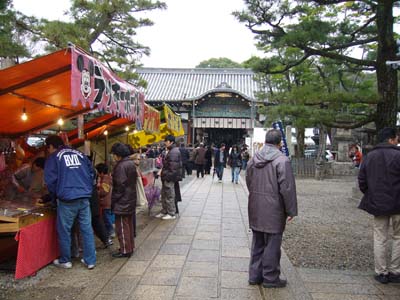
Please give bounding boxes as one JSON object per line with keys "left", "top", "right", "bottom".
{"left": 70, "top": 47, "right": 145, "bottom": 129}
{"left": 143, "top": 104, "right": 160, "bottom": 133}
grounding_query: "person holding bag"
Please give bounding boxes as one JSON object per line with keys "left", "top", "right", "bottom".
{"left": 110, "top": 143, "right": 137, "bottom": 258}
{"left": 131, "top": 153, "right": 147, "bottom": 207}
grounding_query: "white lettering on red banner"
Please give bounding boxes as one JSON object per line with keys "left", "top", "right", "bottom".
{"left": 71, "top": 47, "right": 145, "bottom": 129}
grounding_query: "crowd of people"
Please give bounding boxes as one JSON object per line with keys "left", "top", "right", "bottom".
{"left": 24, "top": 133, "right": 251, "bottom": 270}
{"left": 10, "top": 126, "right": 400, "bottom": 290}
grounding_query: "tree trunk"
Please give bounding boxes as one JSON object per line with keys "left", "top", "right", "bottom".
{"left": 315, "top": 125, "right": 327, "bottom": 180}
{"left": 375, "top": 1, "right": 398, "bottom": 133}
{"left": 295, "top": 127, "right": 305, "bottom": 158}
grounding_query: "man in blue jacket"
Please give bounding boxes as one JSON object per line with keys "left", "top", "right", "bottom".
{"left": 44, "top": 135, "right": 96, "bottom": 269}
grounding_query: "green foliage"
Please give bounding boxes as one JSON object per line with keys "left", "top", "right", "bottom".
{"left": 196, "top": 57, "right": 243, "bottom": 68}
{"left": 0, "top": 0, "right": 29, "bottom": 59}
{"left": 21, "top": 0, "right": 166, "bottom": 80}
{"left": 234, "top": 0, "right": 398, "bottom": 131}
{"left": 256, "top": 57, "right": 378, "bottom": 130}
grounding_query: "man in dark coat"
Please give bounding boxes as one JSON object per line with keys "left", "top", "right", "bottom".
{"left": 156, "top": 135, "right": 182, "bottom": 220}
{"left": 110, "top": 143, "right": 137, "bottom": 258}
{"left": 358, "top": 127, "right": 400, "bottom": 284}
{"left": 179, "top": 143, "right": 189, "bottom": 178}
{"left": 214, "top": 143, "right": 227, "bottom": 182}
{"left": 194, "top": 143, "right": 207, "bottom": 178}
{"left": 246, "top": 129, "right": 297, "bottom": 288}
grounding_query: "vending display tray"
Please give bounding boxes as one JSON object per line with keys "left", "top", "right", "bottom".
{"left": 0, "top": 199, "right": 54, "bottom": 233}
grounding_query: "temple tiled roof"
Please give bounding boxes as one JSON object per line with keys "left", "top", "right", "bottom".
{"left": 136, "top": 67, "right": 265, "bottom": 103}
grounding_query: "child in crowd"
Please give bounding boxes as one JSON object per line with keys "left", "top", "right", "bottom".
{"left": 96, "top": 163, "right": 115, "bottom": 239}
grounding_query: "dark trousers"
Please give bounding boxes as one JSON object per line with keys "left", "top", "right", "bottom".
{"left": 196, "top": 164, "right": 204, "bottom": 178}
{"left": 249, "top": 230, "right": 283, "bottom": 283}
{"left": 186, "top": 162, "right": 193, "bottom": 175}
{"left": 115, "top": 214, "right": 135, "bottom": 254}
{"left": 181, "top": 163, "right": 187, "bottom": 178}
{"left": 174, "top": 182, "right": 181, "bottom": 214}
{"left": 92, "top": 215, "right": 109, "bottom": 245}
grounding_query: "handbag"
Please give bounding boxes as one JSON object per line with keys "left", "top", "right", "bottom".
{"left": 155, "top": 155, "right": 163, "bottom": 169}
{"left": 141, "top": 175, "right": 148, "bottom": 187}
{"left": 144, "top": 178, "right": 161, "bottom": 215}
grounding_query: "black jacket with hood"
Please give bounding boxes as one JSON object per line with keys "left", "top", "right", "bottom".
{"left": 358, "top": 143, "right": 400, "bottom": 216}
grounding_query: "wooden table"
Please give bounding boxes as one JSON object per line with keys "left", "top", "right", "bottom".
{"left": 0, "top": 206, "right": 55, "bottom": 233}
{"left": 0, "top": 203, "right": 58, "bottom": 279}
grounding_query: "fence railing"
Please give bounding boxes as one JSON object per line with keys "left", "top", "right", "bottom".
{"left": 291, "top": 157, "right": 316, "bottom": 177}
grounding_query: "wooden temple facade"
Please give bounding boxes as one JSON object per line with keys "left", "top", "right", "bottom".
{"left": 136, "top": 67, "right": 266, "bottom": 147}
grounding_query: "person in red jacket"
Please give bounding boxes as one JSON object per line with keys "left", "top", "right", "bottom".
{"left": 96, "top": 163, "right": 115, "bottom": 239}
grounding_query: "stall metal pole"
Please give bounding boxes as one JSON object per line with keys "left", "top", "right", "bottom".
{"left": 250, "top": 99, "right": 254, "bottom": 156}
{"left": 105, "top": 134, "right": 109, "bottom": 167}
{"left": 192, "top": 99, "right": 195, "bottom": 144}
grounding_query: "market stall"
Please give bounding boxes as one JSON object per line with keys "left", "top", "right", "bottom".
{"left": 128, "top": 104, "right": 184, "bottom": 148}
{"left": 0, "top": 45, "right": 145, "bottom": 279}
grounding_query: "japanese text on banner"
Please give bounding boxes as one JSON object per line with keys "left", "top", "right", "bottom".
{"left": 143, "top": 104, "right": 160, "bottom": 133}
{"left": 70, "top": 47, "right": 145, "bottom": 129}
{"left": 163, "top": 105, "right": 181, "bottom": 133}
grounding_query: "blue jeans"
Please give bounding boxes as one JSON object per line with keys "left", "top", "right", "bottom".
{"left": 242, "top": 160, "right": 248, "bottom": 170}
{"left": 216, "top": 165, "right": 224, "bottom": 180}
{"left": 56, "top": 198, "right": 96, "bottom": 265}
{"left": 231, "top": 167, "right": 240, "bottom": 183}
{"left": 102, "top": 208, "right": 115, "bottom": 236}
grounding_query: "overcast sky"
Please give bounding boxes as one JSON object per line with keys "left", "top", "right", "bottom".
{"left": 13, "top": 0, "right": 262, "bottom": 68}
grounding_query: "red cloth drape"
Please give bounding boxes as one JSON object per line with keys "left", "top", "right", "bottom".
{"left": 14, "top": 216, "right": 59, "bottom": 279}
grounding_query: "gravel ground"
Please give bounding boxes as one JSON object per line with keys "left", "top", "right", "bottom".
{"left": 282, "top": 177, "right": 374, "bottom": 271}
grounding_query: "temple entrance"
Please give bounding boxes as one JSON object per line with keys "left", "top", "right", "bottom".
{"left": 203, "top": 128, "right": 247, "bottom": 148}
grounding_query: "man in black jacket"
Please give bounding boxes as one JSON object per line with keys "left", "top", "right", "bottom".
{"left": 214, "top": 143, "right": 227, "bottom": 182}
{"left": 179, "top": 143, "right": 189, "bottom": 178}
{"left": 156, "top": 135, "right": 182, "bottom": 220}
{"left": 358, "top": 127, "right": 400, "bottom": 284}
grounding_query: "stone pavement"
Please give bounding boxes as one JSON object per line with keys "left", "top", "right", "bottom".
{"left": 91, "top": 174, "right": 400, "bottom": 300}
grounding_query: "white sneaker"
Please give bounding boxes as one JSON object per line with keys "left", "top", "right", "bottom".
{"left": 81, "top": 259, "right": 95, "bottom": 270}
{"left": 53, "top": 259, "right": 72, "bottom": 269}
{"left": 162, "top": 214, "right": 176, "bottom": 220}
{"left": 155, "top": 212, "right": 166, "bottom": 218}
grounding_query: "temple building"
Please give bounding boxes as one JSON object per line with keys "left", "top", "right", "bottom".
{"left": 136, "top": 67, "right": 266, "bottom": 147}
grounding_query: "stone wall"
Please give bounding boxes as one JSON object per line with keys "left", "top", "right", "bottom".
{"left": 325, "top": 161, "right": 358, "bottom": 178}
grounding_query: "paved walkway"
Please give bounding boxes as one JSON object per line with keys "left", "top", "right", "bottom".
{"left": 60, "top": 174, "right": 400, "bottom": 299}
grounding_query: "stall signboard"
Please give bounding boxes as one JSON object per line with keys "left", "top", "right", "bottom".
{"left": 143, "top": 104, "right": 160, "bottom": 133}
{"left": 164, "top": 104, "right": 182, "bottom": 135}
{"left": 128, "top": 122, "right": 184, "bottom": 148}
{"left": 71, "top": 47, "right": 145, "bottom": 129}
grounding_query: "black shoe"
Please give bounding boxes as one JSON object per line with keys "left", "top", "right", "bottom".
{"left": 111, "top": 251, "right": 132, "bottom": 258}
{"left": 374, "top": 273, "right": 389, "bottom": 284}
{"left": 388, "top": 273, "right": 400, "bottom": 283}
{"left": 262, "top": 279, "right": 287, "bottom": 288}
{"left": 248, "top": 280, "right": 262, "bottom": 285}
